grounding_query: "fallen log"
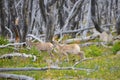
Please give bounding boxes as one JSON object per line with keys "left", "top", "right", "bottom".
{"left": 0, "top": 66, "right": 97, "bottom": 73}
{"left": 79, "top": 42, "right": 106, "bottom": 47}
{"left": 0, "top": 73, "right": 35, "bottom": 80}
{"left": 0, "top": 53, "right": 37, "bottom": 61}
{"left": 0, "top": 42, "right": 26, "bottom": 48}
{"left": 64, "top": 33, "right": 99, "bottom": 44}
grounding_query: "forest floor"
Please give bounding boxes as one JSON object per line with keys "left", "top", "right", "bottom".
{"left": 0, "top": 41, "right": 120, "bottom": 80}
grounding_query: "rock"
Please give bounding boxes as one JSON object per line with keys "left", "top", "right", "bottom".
{"left": 116, "top": 51, "right": 120, "bottom": 55}
{"left": 100, "top": 31, "right": 113, "bottom": 43}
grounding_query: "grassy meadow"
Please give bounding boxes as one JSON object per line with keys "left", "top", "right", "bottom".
{"left": 0, "top": 38, "right": 120, "bottom": 80}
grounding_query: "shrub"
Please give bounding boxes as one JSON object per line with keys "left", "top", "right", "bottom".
{"left": 84, "top": 45, "right": 102, "bottom": 57}
{"left": 112, "top": 41, "right": 120, "bottom": 54}
{"left": 0, "top": 37, "right": 9, "bottom": 45}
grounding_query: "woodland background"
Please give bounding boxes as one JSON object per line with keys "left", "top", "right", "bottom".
{"left": 0, "top": 0, "right": 120, "bottom": 80}
{"left": 0, "top": 0, "right": 120, "bottom": 42}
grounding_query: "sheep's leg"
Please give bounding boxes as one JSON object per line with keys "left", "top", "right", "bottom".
{"left": 48, "top": 50, "right": 54, "bottom": 58}
{"left": 63, "top": 52, "right": 69, "bottom": 62}
{"left": 78, "top": 51, "right": 85, "bottom": 59}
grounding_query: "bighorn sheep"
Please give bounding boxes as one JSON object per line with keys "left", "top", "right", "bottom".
{"left": 27, "top": 41, "right": 54, "bottom": 56}
{"left": 53, "top": 42, "right": 85, "bottom": 61}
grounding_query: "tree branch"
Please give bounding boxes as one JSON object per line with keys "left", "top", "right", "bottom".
{"left": 5, "top": 26, "right": 13, "bottom": 41}
{"left": 73, "top": 58, "right": 94, "bottom": 67}
{"left": 27, "top": 34, "right": 43, "bottom": 42}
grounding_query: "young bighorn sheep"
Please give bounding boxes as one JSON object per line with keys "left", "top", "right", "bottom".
{"left": 27, "top": 41, "right": 54, "bottom": 56}
{"left": 53, "top": 42, "right": 85, "bottom": 62}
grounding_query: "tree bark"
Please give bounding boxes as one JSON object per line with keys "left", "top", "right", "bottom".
{"left": 39, "top": 0, "right": 56, "bottom": 42}
{"left": 0, "top": 73, "right": 35, "bottom": 80}
{"left": 8, "top": 0, "right": 21, "bottom": 42}
{"left": 45, "top": 16, "right": 55, "bottom": 42}
{"left": 21, "top": 0, "right": 28, "bottom": 43}
{"left": 0, "top": 0, "right": 6, "bottom": 37}
{"left": 116, "top": 16, "right": 120, "bottom": 35}
{"left": 91, "top": 0, "right": 104, "bottom": 33}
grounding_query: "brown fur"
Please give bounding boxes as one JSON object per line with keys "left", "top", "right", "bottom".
{"left": 33, "top": 42, "right": 53, "bottom": 51}
{"left": 55, "top": 43, "right": 85, "bottom": 61}
{"left": 27, "top": 41, "right": 54, "bottom": 56}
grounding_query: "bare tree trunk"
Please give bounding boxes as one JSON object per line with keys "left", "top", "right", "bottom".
{"left": 57, "top": 0, "right": 64, "bottom": 38}
{"left": 39, "top": 0, "right": 55, "bottom": 42}
{"left": 21, "top": 0, "right": 29, "bottom": 43}
{"left": 115, "top": 0, "right": 118, "bottom": 19}
{"left": 45, "top": 16, "right": 55, "bottom": 42}
{"left": 8, "top": 0, "right": 21, "bottom": 42}
{"left": 116, "top": 16, "right": 120, "bottom": 35}
{"left": 28, "top": 0, "right": 33, "bottom": 33}
{"left": 39, "top": 0, "right": 47, "bottom": 23}
{"left": 0, "top": 0, "right": 6, "bottom": 37}
{"left": 109, "top": 0, "right": 113, "bottom": 23}
{"left": 91, "top": 0, "right": 104, "bottom": 33}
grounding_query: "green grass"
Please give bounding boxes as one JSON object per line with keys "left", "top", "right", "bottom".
{"left": 0, "top": 37, "right": 9, "bottom": 45}
{"left": 0, "top": 45, "right": 120, "bottom": 80}
{"left": 112, "top": 41, "right": 120, "bottom": 54}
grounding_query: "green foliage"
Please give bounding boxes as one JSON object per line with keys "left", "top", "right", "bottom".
{"left": 0, "top": 55, "right": 120, "bottom": 80}
{"left": 0, "top": 37, "right": 9, "bottom": 45}
{"left": 0, "top": 48, "right": 14, "bottom": 55}
{"left": 19, "top": 47, "right": 40, "bottom": 55}
{"left": 112, "top": 41, "right": 120, "bottom": 54}
{"left": 0, "top": 37, "right": 13, "bottom": 55}
{"left": 29, "top": 47, "right": 40, "bottom": 55}
{"left": 84, "top": 45, "right": 103, "bottom": 57}
{"left": 0, "top": 43, "right": 120, "bottom": 79}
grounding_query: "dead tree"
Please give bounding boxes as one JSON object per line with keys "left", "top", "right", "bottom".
{"left": 116, "top": 15, "right": 120, "bottom": 35}
{"left": 0, "top": 0, "right": 6, "bottom": 37}
{"left": 8, "top": 0, "right": 21, "bottom": 42}
{"left": 91, "top": 0, "right": 104, "bottom": 33}
{"left": 39, "top": 0, "right": 56, "bottom": 42}
{"left": 21, "top": 0, "right": 29, "bottom": 43}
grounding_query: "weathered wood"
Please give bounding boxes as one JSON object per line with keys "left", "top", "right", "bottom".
{"left": 64, "top": 33, "right": 99, "bottom": 44}
{"left": 0, "top": 67, "right": 96, "bottom": 72}
{"left": 0, "top": 53, "right": 36, "bottom": 61}
{"left": 91, "top": 0, "right": 104, "bottom": 33}
{"left": 116, "top": 16, "right": 120, "bottom": 35}
{"left": 27, "top": 34, "right": 43, "bottom": 42}
{"left": 0, "top": 73, "right": 35, "bottom": 80}
{"left": 0, "top": 42, "right": 26, "bottom": 48}
{"left": 55, "top": 27, "right": 94, "bottom": 35}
